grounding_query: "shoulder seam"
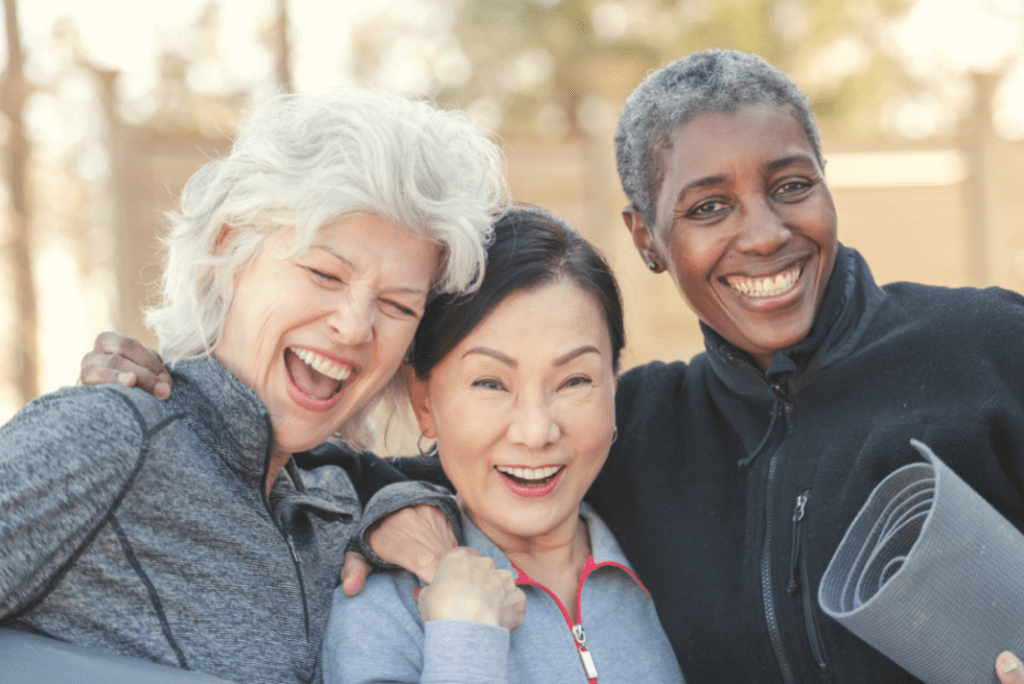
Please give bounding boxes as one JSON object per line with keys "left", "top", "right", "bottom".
{"left": 6, "top": 391, "right": 184, "bottom": 619}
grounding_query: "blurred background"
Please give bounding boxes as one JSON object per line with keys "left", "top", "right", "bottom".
{"left": 1, "top": 0, "right": 1023, "bottom": 446}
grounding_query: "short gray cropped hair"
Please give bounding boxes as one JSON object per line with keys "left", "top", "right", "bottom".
{"left": 615, "top": 49, "right": 822, "bottom": 228}
{"left": 145, "top": 88, "right": 507, "bottom": 448}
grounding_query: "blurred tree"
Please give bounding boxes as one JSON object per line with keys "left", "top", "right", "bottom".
{"left": 350, "top": 0, "right": 917, "bottom": 141}
{"left": 2, "top": 0, "right": 37, "bottom": 404}
{"left": 272, "top": 0, "right": 294, "bottom": 92}
{"left": 147, "top": 2, "right": 248, "bottom": 135}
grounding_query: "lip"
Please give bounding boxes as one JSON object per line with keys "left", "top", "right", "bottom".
{"left": 284, "top": 346, "right": 359, "bottom": 413}
{"left": 498, "top": 467, "right": 565, "bottom": 498}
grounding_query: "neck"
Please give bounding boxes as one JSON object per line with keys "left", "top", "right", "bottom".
{"left": 467, "top": 502, "right": 591, "bottom": 598}
{"left": 266, "top": 448, "right": 291, "bottom": 497}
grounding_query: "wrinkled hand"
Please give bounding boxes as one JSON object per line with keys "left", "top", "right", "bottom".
{"left": 998, "top": 652, "right": 1024, "bottom": 684}
{"left": 80, "top": 332, "right": 172, "bottom": 400}
{"left": 366, "top": 504, "right": 458, "bottom": 584}
{"left": 416, "top": 547, "right": 526, "bottom": 631}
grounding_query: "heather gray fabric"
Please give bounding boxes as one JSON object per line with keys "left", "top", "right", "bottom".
{"left": 0, "top": 627, "right": 233, "bottom": 684}
{"left": 0, "top": 356, "right": 361, "bottom": 684}
{"left": 819, "top": 439, "right": 1024, "bottom": 684}
{"left": 325, "top": 502, "right": 685, "bottom": 684}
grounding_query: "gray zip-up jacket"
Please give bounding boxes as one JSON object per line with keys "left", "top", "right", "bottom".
{"left": 323, "top": 501, "right": 684, "bottom": 684}
{"left": 0, "top": 355, "right": 425, "bottom": 684}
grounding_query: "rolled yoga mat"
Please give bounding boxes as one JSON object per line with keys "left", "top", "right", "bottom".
{"left": 0, "top": 627, "right": 234, "bottom": 684}
{"left": 818, "top": 439, "right": 1024, "bottom": 684}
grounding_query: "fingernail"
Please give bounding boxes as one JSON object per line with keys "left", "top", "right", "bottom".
{"left": 412, "top": 587, "right": 422, "bottom": 601}
{"left": 155, "top": 382, "right": 170, "bottom": 399}
{"left": 999, "top": 653, "right": 1023, "bottom": 675}
{"left": 117, "top": 372, "right": 135, "bottom": 386}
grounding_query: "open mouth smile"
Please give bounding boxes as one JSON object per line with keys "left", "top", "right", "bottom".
{"left": 284, "top": 346, "right": 356, "bottom": 411}
{"left": 724, "top": 262, "right": 803, "bottom": 299}
{"left": 496, "top": 465, "right": 565, "bottom": 498}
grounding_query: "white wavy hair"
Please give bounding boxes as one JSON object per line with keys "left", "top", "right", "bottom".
{"left": 145, "top": 88, "right": 507, "bottom": 448}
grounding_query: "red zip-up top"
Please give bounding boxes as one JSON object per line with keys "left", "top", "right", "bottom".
{"left": 512, "top": 554, "right": 649, "bottom": 683}
{"left": 324, "top": 501, "right": 686, "bottom": 684}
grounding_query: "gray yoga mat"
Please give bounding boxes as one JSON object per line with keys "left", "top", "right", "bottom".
{"left": 818, "top": 439, "right": 1024, "bottom": 684}
{"left": 0, "top": 627, "right": 233, "bottom": 684}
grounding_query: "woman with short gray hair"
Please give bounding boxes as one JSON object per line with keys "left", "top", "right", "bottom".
{"left": 0, "top": 87, "right": 511, "bottom": 684}
{"left": 600, "top": 49, "right": 1024, "bottom": 684}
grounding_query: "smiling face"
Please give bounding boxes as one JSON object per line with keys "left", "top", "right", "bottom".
{"left": 408, "top": 279, "right": 617, "bottom": 551}
{"left": 625, "top": 103, "right": 838, "bottom": 369}
{"left": 215, "top": 213, "right": 438, "bottom": 464}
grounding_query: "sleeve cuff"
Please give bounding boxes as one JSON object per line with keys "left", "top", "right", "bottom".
{"left": 356, "top": 481, "right": 462, "bottom": 570}
{"left": 421, "top": 620, "right": 509, "bottom": 684}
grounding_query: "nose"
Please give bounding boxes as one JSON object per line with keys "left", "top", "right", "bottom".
{"left": 734, "top": 197, "right": 791, "bottom": 256}
{"left": 327, "top": 291, "right": 375, "bottom": 346}
{"left": 506, "top": 395, "right": 560, "bottom": 450}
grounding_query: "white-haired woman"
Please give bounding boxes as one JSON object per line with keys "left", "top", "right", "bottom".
{"left": 0, "top": 88, "right": 521, "bottom": 684}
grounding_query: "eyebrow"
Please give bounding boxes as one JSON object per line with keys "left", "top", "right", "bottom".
{"left": 311, "top": 245, "right": 429, "bottom": 295}
{"left": 673, "top": 173, "right": 728, "bottom": 205}
{"left": 462, "top": 345, "right": 601, "bottom": 368}
{"left": 554, "top": 345, "right": 601, "bottom": 366}
{"left": 765, "top": 154, "right": 818, "bottom": 173}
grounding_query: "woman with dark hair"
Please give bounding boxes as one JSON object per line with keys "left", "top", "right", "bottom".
{"left": 323, "top": 205, "right": 682, "bottom": 684}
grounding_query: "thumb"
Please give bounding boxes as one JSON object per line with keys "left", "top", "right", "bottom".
{"left": 998, "top": 652, "right": 1024, "bottom": 684}
{"left": 340, "top": 551, "right": 373, "bottom": 597}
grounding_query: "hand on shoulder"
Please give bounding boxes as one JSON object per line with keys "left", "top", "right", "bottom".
{"left": 416, "top": 547, "right": 525, "bottom": 631}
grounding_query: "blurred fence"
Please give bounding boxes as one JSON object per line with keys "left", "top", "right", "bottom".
{"left": 106, "top": 123, "right": 1024, "bottom": 374}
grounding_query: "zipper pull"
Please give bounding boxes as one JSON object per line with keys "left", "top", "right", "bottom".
{"left": 287, "top": 534, "right": 301, "bottom": 565}
{"left": 793, "top": 492, "right": 807, "bottom": 522}
{"left": 788, "top": 491, "right": 808, "bottom": 594}
{"left": 571, "top": 624, "right": 599, "bottom": 680}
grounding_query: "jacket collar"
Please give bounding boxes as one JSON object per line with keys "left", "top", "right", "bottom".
{"left": 702, "top": 245, "right": 886, "bottom": 399}
{"left": 459, "top": 502, "right": 639, "bottom": 579}
{"left": 167, "top": 355, "right": 298, "bottom": 496}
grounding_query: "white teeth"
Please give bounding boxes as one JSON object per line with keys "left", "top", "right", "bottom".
{"left": 726, "top": 265, "right": 802, "bottom": 298}
{"left": 496, "top": 465, "right": 562, "bottom": 481}
{"left": 289, "top": 347, "right": 353, "bottom": 381}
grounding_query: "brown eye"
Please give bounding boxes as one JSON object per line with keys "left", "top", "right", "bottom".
{"left": 690, "top": 199, "right": 729, "bottom": 217}
{"left": 561, "top": 375, "right": 592, "bottom": 389}
{"left": 774, "top": 180, "right": 811, "bottom": 198}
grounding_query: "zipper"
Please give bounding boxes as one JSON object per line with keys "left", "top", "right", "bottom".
{"left": 761, "top": 451, "right": 796, "bottom": 684}
{"left": 729, "top": 357, "right": 805, "bottom": 683}
{"left": 513, "top": 556, "right": 609, "bottom": 682}
{"left": 787, "top": 489, "right": 828, "bottom": 670}
{"left": 259, "top": 415, "right": 311, "bottom": 640}
{"left": 787, "top": 491, "right": 808, "bottom": 595}
{"left": 572, "top": 624, "right": 599, "bottom": 681}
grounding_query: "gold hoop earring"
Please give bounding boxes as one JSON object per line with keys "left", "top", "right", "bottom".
{"left": 417, "top": 432, "right": 436, "bottom": 458}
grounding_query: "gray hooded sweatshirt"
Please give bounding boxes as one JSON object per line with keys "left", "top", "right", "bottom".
{"left": 0, "top": 356, "right": 453, "bottom": 684}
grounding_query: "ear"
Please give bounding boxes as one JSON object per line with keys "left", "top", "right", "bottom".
{"left": 621, "top": 206, "right": 664, "bottom": 273}
{"left": 400, "top": 363, "right": 436, "bottom": 438}
{"left": 215, "top": 224, "right": 237, "bottom": 256}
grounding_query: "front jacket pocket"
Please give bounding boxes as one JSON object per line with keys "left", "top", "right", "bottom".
{"left": 788, "top": 488, "right": 828, "bottom": 670}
